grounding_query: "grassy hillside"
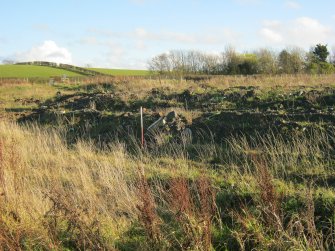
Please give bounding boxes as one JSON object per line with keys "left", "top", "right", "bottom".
{"left": 0, "top": 65, "right": 84, "bottom": 78}
{"left": 0, "top": 64, "right": 150, "bottom": 78}
{"left": 88, "top": 68, "right": 150, "bottom": 76}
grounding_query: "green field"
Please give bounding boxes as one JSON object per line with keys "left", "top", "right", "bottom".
{"left": 0, "top": 65, "right": 84, "bottom": 78}
{"left": 0, "top": 64, "right": 150, "bottom": 78}
{"left": 88, "top": 68, "right": 150, "bottom": 76}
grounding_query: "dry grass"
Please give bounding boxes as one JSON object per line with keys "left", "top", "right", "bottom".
{"left": 206, "top": 74, "right": 335, "bottom": 89}
{"left": 136, "top": 170, "right": 161, "bottom": 244}
{"left": 1, "top": 73, "right": 335, "bottom": 123}
{"left": 226, "top": 129, "right": 333, "bottom": 178}
{"left": 0, "top": 120, "right": 219, "bottom": 250}
{"left": 0, "top": 137, "right": 5, "bottom": 200}
{"left": 0, "top": 120, "right": 334, "bottom": 250}
{"left": 0, "top": 121, "right": 140, "bottom": 249}
{"left": 0, "top": 121, "right": 215, "bottom": 249}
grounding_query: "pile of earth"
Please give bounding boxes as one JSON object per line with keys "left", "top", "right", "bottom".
{"left": 19, "top": 85, "right": 335, "bottom": 144}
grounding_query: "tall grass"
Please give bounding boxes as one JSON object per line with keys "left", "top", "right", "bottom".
{"left": 224, "top": 129, "right": 334, "bottom": 179}
{"left": 0, "top": 121, "right": 140, "bottom": 249}
{"left": 0, "top": 121, "right": 334, "bottom": 250}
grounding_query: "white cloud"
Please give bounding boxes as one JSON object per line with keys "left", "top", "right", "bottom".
{"left": 135, "top": 28, "right": 148, "bottom": 38}
{"left": 292, "top": 17, "right": 333, "bottom": 43}
{"left": 135, "top": 40, "right": 147, "bottom": 50}
{"left": 259, "top": 28, "right": 283, "bottom": 43}
{"left": 14, "top": 40, "right": 72, "bottom": 64}
{"left": 259, "top": 17, "right": 334, "bottom": 48}
{"left": 285, "top": 1, "right": 301, "bottom": 9}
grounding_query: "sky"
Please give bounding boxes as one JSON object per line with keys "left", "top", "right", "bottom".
{"left": 0, "top": 0, "right": 334, "bottom": 69}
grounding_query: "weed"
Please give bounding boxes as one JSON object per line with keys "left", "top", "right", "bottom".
{"left": 197, "top": 175, "right": 216, "bottom": 251}
{"left": 136, "top": 171, "right": 161, "bottom": 245}
{"left": 44, "top": 187, "right": 107, "bottom": 250}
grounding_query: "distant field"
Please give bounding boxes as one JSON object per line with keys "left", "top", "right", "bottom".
{"left": 0, "top": 65, "right": 83, "bottom": 78}
{"left": 88, "top": 68, "right": 150, "bottom": 76}
{"left": 0, "top": 64, "right": 150, "bottom": 78}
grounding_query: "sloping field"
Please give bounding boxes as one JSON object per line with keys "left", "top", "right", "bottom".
{"left": 0, "top": 64, "right": 84, "bottom": 78}
{"left": 88, "top": 67, "right": 150, "bottom": 76}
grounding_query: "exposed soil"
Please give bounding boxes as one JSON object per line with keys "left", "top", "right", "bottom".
{"left": 18, "top": 83, "right": 335, "bottom": 144}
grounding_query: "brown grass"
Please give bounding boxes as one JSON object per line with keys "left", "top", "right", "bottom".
{"left": 0, "top": 121, "right": 141, "bottom": 249}
{"left": 168, "top": 177, "right": 193, "bottom": 216}
{"left": 0, "top": 119, "right": 333, "bottom": 249}
{"left": 253, "top": 155, "right": 282, "bottom": 227}
{"left": 0, "top": 137, "right": 5, "bottom": 200}
{"left": 197, "top": 175, "right": 216, "bottom": 251}
{"left": 136, "top": 171, "right": 161, "bottom": 243}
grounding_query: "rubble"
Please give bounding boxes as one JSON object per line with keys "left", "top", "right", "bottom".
{"left": 146, "top": 111, "right": 192, "bottom": 144}
{"left": 147, "top": 111, "right": 186, "bottom": 133}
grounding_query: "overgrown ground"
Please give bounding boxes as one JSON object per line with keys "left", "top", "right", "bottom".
{"left": 1, "top": 74, "right": 335, "bottom": 250}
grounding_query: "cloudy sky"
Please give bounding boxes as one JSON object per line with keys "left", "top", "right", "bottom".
{"left": 0, "top": 0, "right": 334, "bottom": 69}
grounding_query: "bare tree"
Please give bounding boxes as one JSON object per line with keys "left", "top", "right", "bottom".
{"left": 255, "top": 48, "right": 278, "bottom": 74}
{"left": 202, "top": 54, "right": 220, "bottom": 75}
{"left": 222, "top": 46, "right": 240, "bottom": 74}
{"left": 278, "top": 47, "right": 305, "bottom": 74}
{"left": 148, "top": 53, "right": 171, "bottom": 75}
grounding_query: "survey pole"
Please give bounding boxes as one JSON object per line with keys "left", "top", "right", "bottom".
{"left": 140, "top": 106, "right": 144, "bottom": 148}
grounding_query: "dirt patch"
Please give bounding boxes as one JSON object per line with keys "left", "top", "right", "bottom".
{"left": 18, "top": 85, "right": 335, "bottom": 143}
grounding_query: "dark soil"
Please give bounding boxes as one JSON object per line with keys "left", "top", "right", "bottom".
{"left": 19, "top": 84, "right": 335, "bottom": 144}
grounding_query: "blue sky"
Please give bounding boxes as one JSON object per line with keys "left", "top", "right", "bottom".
{"left": 0, "top": 0, "right": 334, "bottom": 69}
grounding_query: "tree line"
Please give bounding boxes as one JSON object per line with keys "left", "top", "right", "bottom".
{"left": 148, "top": 44, "right": 335, "bottom": 76}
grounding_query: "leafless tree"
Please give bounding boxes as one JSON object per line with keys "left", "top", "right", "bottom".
{"left": 255, "top": 48, "right": 278, "bottom": 74}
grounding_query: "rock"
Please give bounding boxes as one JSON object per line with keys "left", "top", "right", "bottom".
{"left": 181, "top": 128, "right": 193, "bottom": 145}
{"left": 146, "top": 110, "right": 187, "bottom": 145}
{"left": 166, "top": 111, "right": 178, "bottom": 122}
